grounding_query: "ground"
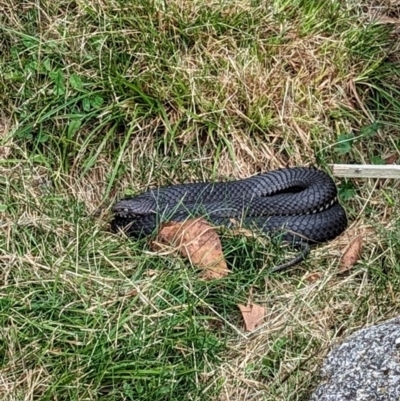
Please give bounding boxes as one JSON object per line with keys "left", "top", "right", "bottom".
{"left": 1, "top": 1, "right": 400, "bottom": 400}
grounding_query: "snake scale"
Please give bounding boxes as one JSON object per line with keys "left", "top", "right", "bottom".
{"left": 111, "top": 167, "right": 348, "bottom": 271}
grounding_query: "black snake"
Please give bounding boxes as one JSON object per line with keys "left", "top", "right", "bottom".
{"left": 111, "top": 167, "right": 347, "bottom": 271}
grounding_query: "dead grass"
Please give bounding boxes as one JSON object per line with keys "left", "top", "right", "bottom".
{"left": 0, "top": 116, "right": 12, "bottom": 159}
{"left": 1, "top": 0, "right": 400, "bottom": 400}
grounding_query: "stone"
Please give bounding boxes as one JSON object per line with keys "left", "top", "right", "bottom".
{"left": 310, "top": 317, "right": 400, "bottom": 401}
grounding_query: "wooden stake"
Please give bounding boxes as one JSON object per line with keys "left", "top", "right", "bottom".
{"left": 329, "top": 164, "right": 400, "bottom": 179}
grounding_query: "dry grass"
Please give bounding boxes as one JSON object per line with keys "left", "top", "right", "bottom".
{"left": 1, "top": 0, "right": 400, "bottom": 400}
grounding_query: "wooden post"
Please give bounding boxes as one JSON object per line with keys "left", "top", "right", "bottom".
{"left": 329, "top": 164, "right": 400, "bottom": 179}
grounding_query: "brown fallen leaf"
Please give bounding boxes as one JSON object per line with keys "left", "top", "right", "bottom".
{"left": 238, "top": 303, "right": 266, "bottom": 331}
{"left": 385, "top": 153, "right": 398, "bottom": 165}
{"left": 304, "top": 272, "right": 323, "bottom": 283}
{"left": 338, "top": 234, "right": 363, "bottom": 273}
{"left": 152, "top": 218, "right": 230, "bottom": 279}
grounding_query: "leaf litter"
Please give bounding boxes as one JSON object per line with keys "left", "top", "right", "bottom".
{"left": 151, "top": 218, "right": 230, "bottom": 279}
{"left": 237, "top": 303, "right": 266, "bottom": 332}
{"left": 338, "top": 234, "right": 363, "bottom": 273}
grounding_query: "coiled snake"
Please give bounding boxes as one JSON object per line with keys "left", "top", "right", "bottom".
{"left": 111, "top": 167, "right": 347, "bottom": 272}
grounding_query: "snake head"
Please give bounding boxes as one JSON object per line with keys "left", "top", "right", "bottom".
{"left": 112, "top": 197, "right": 156, "bottom": 216}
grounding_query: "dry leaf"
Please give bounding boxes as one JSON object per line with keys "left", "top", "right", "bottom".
{"left": 152, "top": 218, "right": 229, "bottom": 279}
{"left": 238, "top": 303, "right": 266, "bottom": 331}
{"left": 305, "top": 272, "right": 322, "bottom": 283}
{"left": 339, "top": 234, "right": 363, "bottom": 272}
{"left": 385, "top": 154, "right": 398, "bottom": 164}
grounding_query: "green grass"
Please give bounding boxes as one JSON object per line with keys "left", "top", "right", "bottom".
{"left": 1, "top": 0, "right": 400, "bottom": 400}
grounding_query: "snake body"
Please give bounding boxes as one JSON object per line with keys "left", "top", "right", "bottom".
{"left": 112, "top": 167, "right": 347, "bottom": 250}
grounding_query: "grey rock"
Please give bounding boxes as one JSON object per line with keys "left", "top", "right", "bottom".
{"left": 310, "top": 317, "right": 400, "bottom": 401}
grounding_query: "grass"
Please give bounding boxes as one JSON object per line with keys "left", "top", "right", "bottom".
{"left": 1, "top": 0, "right": 400, "bottom": 400}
